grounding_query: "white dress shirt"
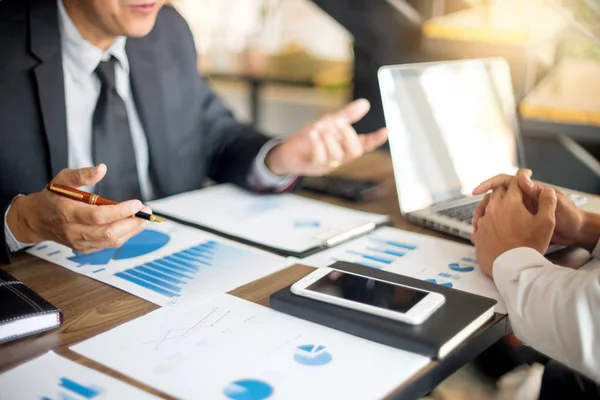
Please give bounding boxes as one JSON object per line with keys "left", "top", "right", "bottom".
{"left": 493, "top": 245, "right": 600, "bottom": 382}
{"left": 3, "top": 0, "right": 294, "bottom": 252}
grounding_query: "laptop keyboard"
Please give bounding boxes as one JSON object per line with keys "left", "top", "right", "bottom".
{"left": 437, "top": 203, "right": 478, "bottom": 225}
{"left": 437, "top": 193, "right": 587, "bottom": 226}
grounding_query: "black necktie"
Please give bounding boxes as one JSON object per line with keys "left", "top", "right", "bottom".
{"left": 92, "top": 57, "right": 142, "bottom": 202}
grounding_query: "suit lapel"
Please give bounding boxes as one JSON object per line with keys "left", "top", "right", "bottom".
{"left": 126, "top": 36, "right": 170, "bottom": 199}
{"left": 30, "top": 0, "right": 68, "bottom": 178}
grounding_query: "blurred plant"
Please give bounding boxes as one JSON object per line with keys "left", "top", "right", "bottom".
{"left": 254, "top": 0, "right": 284, "bottom": 37}
{"left": 559, "top": 0, "right": 600, "bottom": 60}
{"left": 571, "top": 0, "right": 600, "bottom": 24}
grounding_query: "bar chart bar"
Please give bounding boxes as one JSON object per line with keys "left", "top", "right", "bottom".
{"left": 58, "top": 377, "right": 101, "bottom": 399}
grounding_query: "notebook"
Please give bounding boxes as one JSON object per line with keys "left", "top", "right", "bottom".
{"left": 0, "top": 269, "right": 62, "bottom": 343}
{"left": 270, "top": 262, "right": 499, "bottom": 359}
{"left": 148, "top": 184, "right": 390, "bottom": 257}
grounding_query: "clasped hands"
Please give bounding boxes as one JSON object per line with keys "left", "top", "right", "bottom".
{"left": 471, "top": 169, "right": 593, "bottom": 277}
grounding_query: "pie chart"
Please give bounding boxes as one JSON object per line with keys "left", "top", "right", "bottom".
{"left": 224, "top": 379, "right": 273, "bottom": 400}
{"left": 425, "top": 279, "right": 453, "bottom": 288}
{"left": 448, "top": 262, "right": 475, "bottom": 273}
{"left": 68, "top": 229, "right": 170, "bottom": 266}
{"left": 293, "top": 344, "right": 333, "bottom": 366}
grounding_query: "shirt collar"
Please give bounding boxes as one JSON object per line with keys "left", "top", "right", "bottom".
{"left": 57, "top": 0, "right": 130, "bottom": 76}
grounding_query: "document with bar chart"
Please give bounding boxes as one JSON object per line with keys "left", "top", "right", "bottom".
{"left": 72, "top": 293, "right": 430, "bottom": 400}
{"left": 302, "top": 226, "right": 506, "bottom": 313}
{"left": 27, "top": 222, "right": 290, "bottom": 306}
{"left": 149, "top": 184, "right": 389, "bottom": 256}
{"left": 0, "top": 351, "right": 159, "bottom": 399}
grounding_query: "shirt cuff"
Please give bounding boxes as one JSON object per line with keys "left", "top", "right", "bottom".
{"left": 248, "top": 139, "right": 298, "bottom": 192}
{"left": 591, "top": 238, "right": 600, "bottom": 259}
{"left": 492, "top": 247, "right": 548, "bottom": 284}
{"left": 4, "top": 196, "right": 36, "bottom": 252}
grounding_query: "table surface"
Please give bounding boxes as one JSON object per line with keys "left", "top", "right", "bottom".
{"left": 422, "top": 4, "right": 566, "bottom": 45}
{"left": 0, "top": 150, "right": 592, "bottom": 399}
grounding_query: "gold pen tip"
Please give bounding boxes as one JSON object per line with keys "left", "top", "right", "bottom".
{"left": 150, "top": 215, "right": 166, "bottom": 223}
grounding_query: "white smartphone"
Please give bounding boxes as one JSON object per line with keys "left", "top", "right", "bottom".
{"left": 291, "top": 267, "right": 446, "bottom": 325}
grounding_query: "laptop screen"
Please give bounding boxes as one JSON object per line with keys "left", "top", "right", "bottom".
{"left": 379, "top": 59, "right": 520, "bottom": 214}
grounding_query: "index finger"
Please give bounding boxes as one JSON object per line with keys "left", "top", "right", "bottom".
{"left": 506, "top": 171, "right": 524, "bottom": 201}
{"left": 72, "top": 200, "right": 145, "bottom": 226}
{"left": 472, "top": 169, "right": 532, "bottom": 195}
{"left": 331, "top": 99, "right": 371, "bottom": 125}
{"left": 472, "top": 174, "right": 513, "bottom": 195}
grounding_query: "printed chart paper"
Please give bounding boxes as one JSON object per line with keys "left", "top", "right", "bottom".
{"left": 149, "top": 184, "right": 389, "bottom": 254}
{"left": 27, "top": 223, "right": 290, "bottom": 306}
{"left": 0, "top": 352, "right": 158, "bottom": 399}
{"left": 72, "top": 294, "right": 430, "bottom": 400}
{"left": 302, "top": 227, "right": 506, "bottom": 313}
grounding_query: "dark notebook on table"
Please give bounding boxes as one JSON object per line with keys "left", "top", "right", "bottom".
{"left": 0, "top": 269, "right": 62, "bottom": 344}
{"left": 270, "top": 262, "right": 497, "bottom": 359}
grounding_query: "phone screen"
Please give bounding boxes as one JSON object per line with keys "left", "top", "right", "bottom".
{"left": 306, "top": 270, "right": 428, "bottom": 314}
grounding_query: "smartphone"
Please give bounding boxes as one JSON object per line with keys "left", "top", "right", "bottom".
{"left": 291, "top": 268, "right": 446, "bottom": 325}
{"left": 299, "top": 176, "right": 389, "bottom": 202}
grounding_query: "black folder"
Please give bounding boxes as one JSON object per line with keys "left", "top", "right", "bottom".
{"left": 270, "top": 262, "right": 497, "bottom": 359}
{"left": 0, "top": 269, "right": 63, "bottom": 343}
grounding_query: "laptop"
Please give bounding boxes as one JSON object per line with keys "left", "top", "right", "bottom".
{"left": 378, "top": 58, "right": 587, "bottom": 241}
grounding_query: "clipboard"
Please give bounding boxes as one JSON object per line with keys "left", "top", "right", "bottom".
{"left": 149, "top": 184, "right": 391, "bottom": 258}
{"left": 154, "top": 212, "right": 392, "bottom": 258}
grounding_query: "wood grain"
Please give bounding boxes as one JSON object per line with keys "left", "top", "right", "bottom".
{"left": 0, "top": 151, "right": 510, "bottom": 398}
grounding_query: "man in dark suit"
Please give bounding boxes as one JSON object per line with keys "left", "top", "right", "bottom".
{"left": 0, "top": 0, "right": 388, "bottom": 264}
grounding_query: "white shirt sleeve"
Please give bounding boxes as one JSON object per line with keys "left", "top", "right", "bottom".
{"left": 4, "top": 197, "right": 36, "bottom": 253}
{"left": 493, "top": 247, "right": 600, "bottom": 381}
{"left": 591, "top": 239, "right": 600, "bottom": 260}
{"left": 247, "top": 140, "right": 298, "bottom": 191}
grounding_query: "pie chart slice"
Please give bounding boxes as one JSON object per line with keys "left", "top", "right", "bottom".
{"left": 293, "top": 344, "right": 333, "bottom": 366}
{"left": 448, "top": 262, "right": 475, "bottom": 273}
{"left": 425, "top": 279, "right": 453, "bottom": 288}
{"left": 224, "top": 379, "right": 273, "bottom": 400}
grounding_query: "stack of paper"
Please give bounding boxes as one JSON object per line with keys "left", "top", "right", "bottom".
{"left": 72, "top": 294, "right": 430, "bottom": 400}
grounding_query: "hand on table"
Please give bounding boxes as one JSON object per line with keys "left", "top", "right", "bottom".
{"left": 6, "top": 165, "right": 150, "bottom": 253}
{"left": 471, "top": 171, "right": 557, "bottom": 277}
{"left": 264, "top": 99, "right": 388, "bottom": 176}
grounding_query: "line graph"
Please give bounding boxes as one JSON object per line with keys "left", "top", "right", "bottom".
{"left": 143, "top": 307, "right": 230, "bottom": 350}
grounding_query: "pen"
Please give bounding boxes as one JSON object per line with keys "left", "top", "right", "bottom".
{"left": 45, "top": 183, "right": 165, "bottom": 223}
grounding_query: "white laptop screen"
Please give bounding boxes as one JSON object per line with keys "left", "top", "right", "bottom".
{"left": 379, "top": 59, "right": 520, "bottom": 214}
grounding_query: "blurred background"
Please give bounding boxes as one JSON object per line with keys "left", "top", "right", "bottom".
{"left": 169, "top": 0, "right": 600, "bottom": 195}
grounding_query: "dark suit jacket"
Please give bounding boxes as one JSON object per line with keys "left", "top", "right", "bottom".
{"left": 0, "top": 0, "right": 271, "bottom": 264}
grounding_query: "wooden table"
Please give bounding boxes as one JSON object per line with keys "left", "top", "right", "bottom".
{"left": 0, "top": 150, "right": 589, "bottom": 399}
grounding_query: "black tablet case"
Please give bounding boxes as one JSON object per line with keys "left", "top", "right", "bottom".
{"left": 270, "top": 262, "right": 497, "bottom": 359}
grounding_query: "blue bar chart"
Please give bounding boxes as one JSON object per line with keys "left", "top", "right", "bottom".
{"left": 114, "top": 241, "right": 220, "bottom": 298}
{"left": 333, "top": 235, "right": 418, "bottom": 270}
{"left": 27, "top": 224, "right": 288, "bottom": 306}
{"left": 0, "top": 352, "right": 158, "bottom": 400}
{"left": 116, "top": 241, "right": 223, "bottom": 298}
{"left": 58, "top": 377, "right": 102, "bottom": 399}
{"left": 112, "top": 238, "right": 285, "bottom": 303}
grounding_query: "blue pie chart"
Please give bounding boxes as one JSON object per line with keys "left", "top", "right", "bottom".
{"left": 448, "top": 262, "right": 475, "bottom": 272}
{"left": 224, "top": 379, "right": 273, "bottom": 400}
{"left": 425, "top": 279, "right": 453, "bottom": 288}
{"left": 68, "top": 229, "right": 170, "bottom": 266}
{"left": 293, "top": 344, "right": 333, "bottom": 366}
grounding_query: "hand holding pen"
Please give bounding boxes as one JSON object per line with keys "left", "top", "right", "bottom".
{"left": 5, "top": 165, "right": 161, "bottom": 254}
